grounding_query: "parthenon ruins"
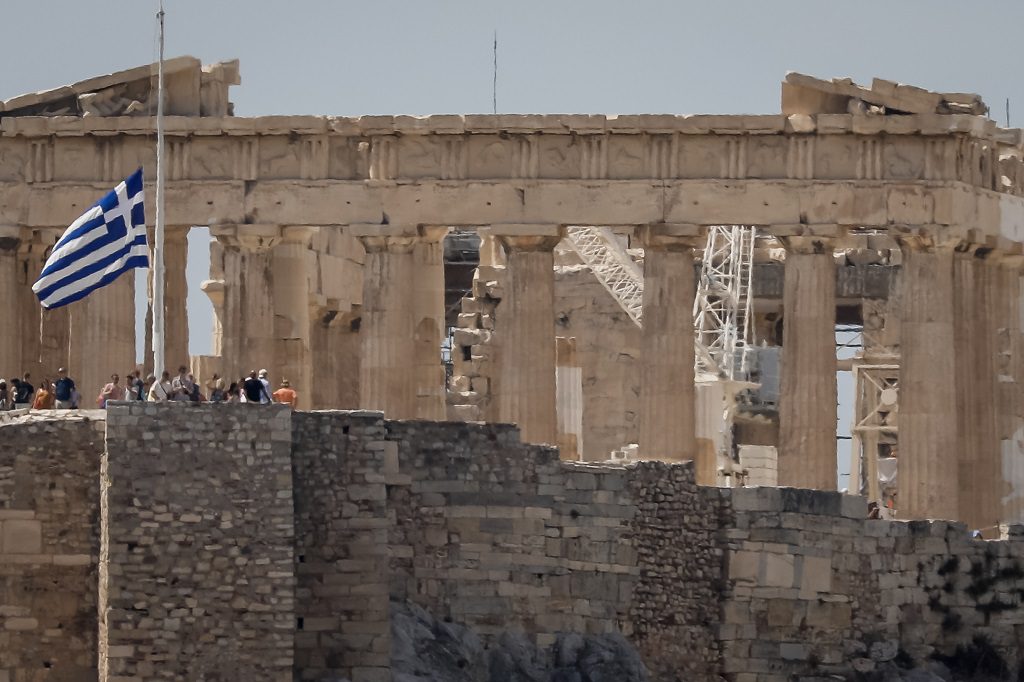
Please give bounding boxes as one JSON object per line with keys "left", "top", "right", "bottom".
{"left": 2, "top": 57, "right": 1023, "bottom": 532}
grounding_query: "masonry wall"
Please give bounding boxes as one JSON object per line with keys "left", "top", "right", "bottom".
{"left": 0, "top": 415, "right": 104, "bottom": 682}
{"left": 10, "top": 408, "right": 1024, "bottom": 681}
{"left": 100, "top": 403, "right": 296, "bottom": 682}
{"left": 720, "top": 486, "right": 1024, "bottom": 679}
{"left": 291, "top": 411, "right": 391, "bottom": 682}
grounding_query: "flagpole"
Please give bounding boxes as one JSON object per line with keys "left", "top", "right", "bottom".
{"left": 152, "top": 0, "right": 166, "bottom": 378}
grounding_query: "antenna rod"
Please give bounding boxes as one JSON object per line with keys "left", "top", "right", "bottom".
{"left": 1007, "top": 97, "right": 1011, "bottom": 128}
{"left": 153, "top": 0, "right": 167, "bottom": 378}
{"left": 492, "top": 30, "right": 497, "bottom": 115}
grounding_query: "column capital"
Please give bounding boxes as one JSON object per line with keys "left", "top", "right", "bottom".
{"left": 779, "top": 235, "right": 836, "bottom": 255}
{"left": 637, "top": 223, "right": 706, "bottom": 250}
{"left": 357, "top": 234, "right": 417, "bottom": 254}
{"left": 280, "top": 225, "right": 320, "bottom": 245}
{"left": 0, "top": 225, "right": 21, "bottom": 252}
{"left": 165, "top": 226, "right": 191, "bottom": 243}
{"left": 482, "top": 225, "right": 565, "bottom": 253}
{"left": 209, "top": 224, "right": 282, "bottom": 252}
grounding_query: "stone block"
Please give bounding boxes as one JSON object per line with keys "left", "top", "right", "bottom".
{"left": 728, "top": 550, "right": 761, "bottom": 583}
{"left": 799, "top": 555, "right": 832, "bottom": 597}
{"left": 2, "top": 520, "right": 42, "bottom": 554}
{"left": 763, "top": 553, "right": 795, "bottom": 588}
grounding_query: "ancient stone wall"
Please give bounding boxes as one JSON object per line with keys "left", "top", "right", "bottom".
{"left": 7, "top": 409, "right": 1024, "bottom": 680}
{"left": 291, "top": 411, "right": 391, "bottom": 682}
{"left": 0, "top": 414, "right": 104, "bottom": 682}
{"left": 720, "top": 487, "right": 1024, "bottom": 679}
{"left": 100, "top": 403, "right": 296, "bottom": 682}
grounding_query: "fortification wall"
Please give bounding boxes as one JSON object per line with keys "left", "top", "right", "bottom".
{"left": 100, "top": 403, "right": 296, "bottom": 682}
{"left": 2, "top": 407, "right": 1023, "bottom": 680}
{"left": 291, "top": 411, "right": 392, "bottom": 682}
{"left": 0, "top": 414, "right": 104, "bottom": 682}
{"left": 721, "top": 487, "right": 1024, "bottom": 679}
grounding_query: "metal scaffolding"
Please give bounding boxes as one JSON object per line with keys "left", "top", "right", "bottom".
{"left": 692, "top": 226, "right": 757, "bottom": 380}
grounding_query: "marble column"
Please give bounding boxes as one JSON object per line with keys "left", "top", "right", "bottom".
{"left": 16, "top": 232, "right": 46, "bottom": 381}
{"left": 778, "top": 236, "right": 838, "bottom": 490}
{"left": 636, "top": 225, "right": 703, "bottom": 471}
{"left": 209, "top": 224, "right": 281, "bottom": 383}
{"left": 0, "top": 226, "right": 22, "bottom": 378}
{"left": 68, "top": 266, "right": 136, "bottom": 402}
{"left": 898, "top": 242, "right": 959, "bottom": 520}
{"left": 1002, "top": 256, "right": 1024, "bottom": 524}
{"left": 413, "top": 226, "right": 449, "bottom": 420}
{"left": 144, "top": 226, "right": 190, "bottom": 373}
{"left": 311, "top": 309, "right": 361, "bottom": 410}
{"left": 37, "top": 229, "right": 71, "bottom": 378}
{"left": 492, "top": 226, "right": 564, "bottom": 445}
{"left": 272, "top": 226, "right": 316, "bottom": 409}
{"left": 954, "top": 251, "right": 1002, "bottom": 531}
{"left": 164, "top": 227, "right": 191, "bottom": 371}
{"left": 352, "top": 226, "right": 418, "bottom": 419}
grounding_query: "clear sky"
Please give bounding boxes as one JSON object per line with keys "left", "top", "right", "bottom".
{"left": 4, "top": 1, "right": 1020, "bottom": 477}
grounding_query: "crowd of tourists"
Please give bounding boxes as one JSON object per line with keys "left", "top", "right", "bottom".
{"left": 0, "top": 366, "right": 299, "bottom": 411}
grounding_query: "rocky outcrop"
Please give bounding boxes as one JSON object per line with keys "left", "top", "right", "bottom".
{"left": 390, "top": 601, "right": 649, "bottom": 682}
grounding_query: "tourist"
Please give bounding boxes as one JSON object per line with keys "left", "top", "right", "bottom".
{"left": 171, "top": 366, "right": 194, "bottom": 402}
{"left": 258, "top": 369, "right": 272, "bottom": 405}
{"left": 13, "top": 373, "right": 34, "bottom": 409}
{"left": 98, "top": 374, "right": 125, "bottom": 408}
{"left": 148, "top": 371, "right": 173, "bottom": 402}
{"left": 206, "top": 373, "right": 226, "bottom": 402}
{"left": 54, "top": 368, "right": 76, "bottom": 409}
{"left": 143, "top": 373, "right": 155, "bottom": 399}
{"left": 225, "top": 382, "right": 241, "bottom": 403}
{"left": 187, "top": 373, "right": 202, "bottom": 402}
{"left": 33, "top": 379, "right": 55, "bottom": 410}
{"left": 273, "top": 379, "right": 297, "bottom": 408}
{"left": 0, "top": 380, "right": 7, "bottom": 410}
{"left": 242, "top": 370, "right": 268, "bottom": 404}
{"left": 126, "top": 369, "right": 145, "bottom": 401}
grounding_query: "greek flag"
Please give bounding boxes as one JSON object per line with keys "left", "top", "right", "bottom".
{"left": 33, "top": 169, "right": 148, "bottom": 309}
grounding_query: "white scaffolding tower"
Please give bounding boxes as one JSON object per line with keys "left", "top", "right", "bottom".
{"left": 564, "top": 225, "right": 755, "bottom": 379}
{"left": 692, "top": 226, "right": 757, "bottom": 381}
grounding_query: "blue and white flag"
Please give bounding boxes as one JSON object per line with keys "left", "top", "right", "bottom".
{"left": 33, "top": 169, "right": 149, "bottom": 309}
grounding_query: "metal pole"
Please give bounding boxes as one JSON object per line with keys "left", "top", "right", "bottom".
{"left": 152, "top": 0, "right": 166, "bottom": 378}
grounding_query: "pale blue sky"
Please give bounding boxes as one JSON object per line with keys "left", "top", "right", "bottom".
{"left": 5, "top": 1, "right": 1019, "bottom": 478}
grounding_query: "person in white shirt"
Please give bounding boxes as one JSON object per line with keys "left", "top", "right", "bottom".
{"left": 258, "top": 369, "right": 272, "bottom": 405}
{"left": 148, "top": 371, "right": 173, "bottom": 402}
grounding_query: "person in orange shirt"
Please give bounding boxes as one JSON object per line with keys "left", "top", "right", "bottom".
{"left": 33, "top": 379, "right": 55, "bottom": 410}
{"left": 272, "top": 379, "right": 298, "bottom": 408}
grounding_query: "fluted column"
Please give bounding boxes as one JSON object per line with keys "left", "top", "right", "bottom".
{"left": 272, "top": 226, "right": 317, "bottom": 409}
{"left": 1002, "top": 256, "right": 1024, "bottom": 524}
{"left": 491, "top": 226, "right": 564, "bottom": 445}
{"left": 637, "top": 225, "right": 704, "bottom": 473}
{"left": 37, "top": 229, "right": 71, "bottom": 378}
{"left": 778, "top": 236, "right": 838, "bottom": 490}
{"left": 352, "top": 226, "right": 418, "bottom": 419}
{"left": 953, "top": 251, "right": 1001, "bottom": 530}
{"left": 68, "top": 264, "right": 136, "bottom": 401}
{"left": 0, "top": 226, "right": 22, "bottom": 378}
{"left": 164, "top": 227, "right": 190, "bottom": 370}
{"left": 413, "top": 226, "right": 449, "bottom": 420}
{"left": 209, "top": 224, "right": 281, "bottom": 382}
{"left": 16, "top": 232, "right": 46, "bottom": 380}
{"left": 898, "top": 241, "right": 958, "bottom": 520}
